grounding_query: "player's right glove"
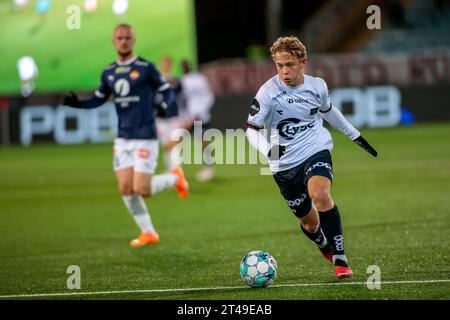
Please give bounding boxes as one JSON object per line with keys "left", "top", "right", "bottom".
{"left": 267, "top": 144, "right": 286, "bottom": 161}
{"left": 62, "top": 92, "right": 82, "bottom": 108}
{"left": 353, "top": 135, "right": 378, "bottom": 157}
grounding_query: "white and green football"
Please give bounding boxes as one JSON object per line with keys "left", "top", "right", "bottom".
{"left": 239, "top": 250, "right": 278, "bottom": 288}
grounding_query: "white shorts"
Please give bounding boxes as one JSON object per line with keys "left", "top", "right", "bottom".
{"left": 156, "top": 117, "right": 186, "bottom": 145}
{"left": 113, "top": 138, "right": 159, "bottom": 174}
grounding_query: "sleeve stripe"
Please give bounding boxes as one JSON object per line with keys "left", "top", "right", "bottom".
{"left": 319, "top": 104, "right": 333, "bottom": 113}
{"left": 246, "top": 122, "right": 263, "bottom": 130}
{"left": 95, "top": 90, "right": 105, "bottom": 98}
{"left": 157, "top": 83, "right": 170, "bottom": 92}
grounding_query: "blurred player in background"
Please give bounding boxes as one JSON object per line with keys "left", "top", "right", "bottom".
{"left": 62, "top": 24, "right": 189, "bottom": 247}
{"left": 156, "top": 55, "right": 186, "bottom": 170}
{"left": 180, "top": 59, "right": 216, "bottom": 182}
{"left": 246, "top": 36, "right": 378, "bottom": 280}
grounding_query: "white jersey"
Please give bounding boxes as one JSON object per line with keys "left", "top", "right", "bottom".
{"left": 181, "top": 72, "right": 215, "bottom": 123}
{"left": 247, "top": 74, "right": 334, "bottom": 172}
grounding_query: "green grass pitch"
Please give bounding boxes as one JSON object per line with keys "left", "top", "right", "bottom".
{"left": 0, "top": 123, "right": 449, "bottom": 300}
{"left": 0, "top": 0, "right": 196, "bottom": 95}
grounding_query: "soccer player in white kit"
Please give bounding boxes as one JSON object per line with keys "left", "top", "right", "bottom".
{"left": 156, "top": 55, "right": 186, "bottom": 170}
{"left": 180, "top": 59, "right": 216, "bottom": 182}
{"left": 63, "top": 24, "right": 189, "bottom": 247}
{"left": 246, "top": 36, "right": 377, "bottom": 280}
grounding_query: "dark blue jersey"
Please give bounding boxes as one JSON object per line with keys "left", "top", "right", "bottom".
{"left": 163, "top": 75, "right": 186, "bottom": 118}
{"left": 79, "top": 55, "right": 175, "bottom": 140}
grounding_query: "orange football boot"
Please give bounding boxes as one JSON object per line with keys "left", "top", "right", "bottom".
{"left": 171, "top": 167, "right": 189, "bottom": 198}
{"left": 334, "top": 259, "right": 353, "bottom": 280}
{"left": 130, "top": 232, "right": 160, "bottom": 247}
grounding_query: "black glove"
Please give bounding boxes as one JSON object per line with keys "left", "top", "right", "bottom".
{"left": 154, "top": 93, "right": 168, "bottom": 117}
{"left": 353, "top": 135, "right": 378, "bottom": 157}
{"left": 62, "top": 92, "right": 82, "bottom": 108}
{"left": 267, "top": 144, "right": 286, "bottom": 161}
{"left": 155, "top": 101, "right": 168, "bottom": 118}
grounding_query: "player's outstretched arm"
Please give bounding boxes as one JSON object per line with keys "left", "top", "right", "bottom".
{"left": 62, "top": 92, "right": 82, "bottom": 108}
{"left": 62, "top": 91, "right": 107, "bottom": 109}
{"left": 246, "top": 123, "right": 270, "bottom": 157}
{"left": 320, "top": 105, "right": 378, "bottom": 157}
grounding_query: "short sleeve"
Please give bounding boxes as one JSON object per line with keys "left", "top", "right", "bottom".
{"left": 317, "top": 77, "right": 332, "bottom": 112}
{"left": 247, "top": 87, "right": 272, "bottom": 128}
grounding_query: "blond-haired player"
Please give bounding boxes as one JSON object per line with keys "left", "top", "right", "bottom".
{"left": 246, "top": 36, "right": 377, "bottom": 280}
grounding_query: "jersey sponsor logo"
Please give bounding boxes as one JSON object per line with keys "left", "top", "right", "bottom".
{"left": 114, "top": 79, "right": 130, "bottom": 96}
{"left": 130, "top": 70, "right": 140, "bottom": 80}
{"left": 137, "top": 149, "right": 150, "bottom": 159}
{"left": 276, "top": 118, "right": 315, "bottom": 140}
{"left": 287, "top": 98, "right": 309, "bottom": 104}
{"left": 115, "top": 66, "right": 131, "bottom": 74}
{"left": 249, "top": 98, "right": 260, "bottom": 116}
{"left": 310, "top": 107, "right": 319, "bottom": 115}
{"left": 305, "top": 161, "right": 332, "bottom": 176}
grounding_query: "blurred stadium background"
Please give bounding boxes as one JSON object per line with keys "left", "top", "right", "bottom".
{"left": 0, "top": 0, "right": 449, "bottom": 300}
{"left": 1, "top": 0, "right": 450, "bottom": 144}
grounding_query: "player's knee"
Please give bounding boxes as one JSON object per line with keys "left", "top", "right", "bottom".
{"left": 135, "top": 186, "right": 151, "bottom": 198}
{"left": 310, "top": 190, "right": 333, "bottom": 211}
{"left": 301, "top": 221, "right": 319, "bottom": 233}
{"left": 119, "top": 183, "right": 133, "bottom": 196}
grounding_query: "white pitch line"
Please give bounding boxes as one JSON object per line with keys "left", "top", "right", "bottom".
{"left": 0, "top": 279, "right": 449, "bottom": 299}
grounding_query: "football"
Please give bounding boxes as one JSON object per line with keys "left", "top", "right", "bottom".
{"left": 239, "top": 250, "right": 278, "bottom": 288}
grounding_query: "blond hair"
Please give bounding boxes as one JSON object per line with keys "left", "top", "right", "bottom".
{"left": 270, "top": 36, "right": 307, "bottom": 60}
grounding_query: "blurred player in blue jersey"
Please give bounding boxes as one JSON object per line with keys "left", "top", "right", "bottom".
{"left": 63, "top": 24, "right": 189, "bottom": 247}
{"left": 246, "top": 36, "right": 378, "bottom": 280}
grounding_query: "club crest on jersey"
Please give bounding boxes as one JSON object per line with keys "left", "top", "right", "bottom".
{"left": 276, "top": 118, "right": 315, "bottom": 140}
{"left": 249, "top": 99, "right": 260, "bottom": 116}
{"left": 130, "top": 70, "right": 140, "bottom": 80}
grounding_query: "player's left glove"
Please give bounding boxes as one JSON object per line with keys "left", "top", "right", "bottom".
{"left": 154, "top": 93, "right": 168, "bottom": 117}
{"left": 353, "top": 135, "right": 378, "bottom": 157}
{"left": 62, "top": 92, "right": 82, "bottom": 108}
{"left": 155, "top": 101, "right": 168, "bottom": 117}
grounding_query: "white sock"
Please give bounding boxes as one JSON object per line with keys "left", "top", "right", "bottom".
{"left": 164, "top": 151, "right": 178, "bottom": 170}
{"left": 122, "top": 195, "right": 155, "bottom": 234}
{"left": 151, "top": 173, "right": 178, "bottom": 196}
{"left": 332, "top": 254, "right": 348, "bottom": 264}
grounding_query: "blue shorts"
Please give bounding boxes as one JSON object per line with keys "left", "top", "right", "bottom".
{"left": 273, "top": 149, "right": 333, "bottom": 218}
